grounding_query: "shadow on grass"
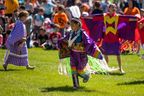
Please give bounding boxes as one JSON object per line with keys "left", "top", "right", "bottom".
{"left": 117, "top": 80, "right": 144, "bottom": 85}
{"left": 0, "top": 69, "right": 23, "bottom": 71}
{"left": 41, "top": 85, "right": 105, "bottom": 93}
{"left": 108, "top": 72, "right": 125, "bottom": 76}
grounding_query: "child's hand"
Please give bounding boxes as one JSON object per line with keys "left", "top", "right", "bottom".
{"left": 139, "top": 23, "right": 144, "bottom": 29}
{"left": 18, "top": 43, "right": 24, "bottom": 48}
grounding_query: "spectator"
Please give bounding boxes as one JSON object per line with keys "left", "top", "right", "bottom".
{"left": 91, "top": 1, "right": 103, "bottom": 15}
{"left": 53, "top": 4, "right": 69, "bottom": 37}
{"left": 48, "top": 24, "right": 61, "bottom": 49}
{"left": 33, "top": 27, "right": 49, "bottom": 47}
{"left": 80, "top": 3, "right": 90, "bottom": 17}
{"left": 41, "top": 0, "right": 56, "bottom": 19}
{"left": 32, "top": 7, "right": 45, "bottom": 40}
{"left": 101, "top": 0, "right": 111, "bottom": 13}
{"left": 4, "top": 0, "right": 19, "bottom": 18}
{"left": 0, "top": 25, "right": 3, "bottom": 48}
{"left": 25, "top": 10, "right": 33, "bottom": 48}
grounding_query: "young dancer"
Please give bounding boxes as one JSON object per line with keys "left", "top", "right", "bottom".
{"left": 3, "top": 11, "right": 35, "bottom": 71}
{"left": 58, "top": 18, "right": 103, "bottom": 89}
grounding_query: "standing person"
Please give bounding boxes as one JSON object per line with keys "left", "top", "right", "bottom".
{"left": 124, "top": 0, "right": 140, "bottom": 16}
{"left": 119, "top": 0, "right": 128, "bottom": 12}
{"left": 3, "top": 11, "right": 35, "bottom": 71}
{"left": 101, "top": 4, "right": 125, "bottom": 74}
{"left": 124, "top": 0, "right": 141, "bottom": 54}
{"left": 80, "top": 3, "right": 90, "bottom": 17}
{"left": 58, "top": 18, "right": 103, "bottom": 89}
{"left": 53, "top": 4, "right": 69, "bottom": 37}
{"left": 82, "top": 4, "right": 138, "bottom": 74}
{"left": 25, "top": 16, "right": 33, "bottom": 48}
{"left": 33, "top": 7, "right": 45, "bottom": 40}
{"left": 4, "top": 0, "right": 19, "bottom": 18}
{"left": 41, "top": 0, "right": 56, "bottom": 19}
{"left": 138, "top": 9, "right": 144, "bottom": 59}
{"left": 91, "top": 1, "right": 103, "bottom": 15}
{"left": 0, "top": 25, "right": 3, "bottom": 48}
{"left": 101, "top": 0, "right": 111, "bottom": 13}
{"left": 25, "top": 3, "right": 34, "bottom": 48}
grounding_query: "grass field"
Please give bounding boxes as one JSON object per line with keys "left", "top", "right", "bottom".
{"left": 0, "top": 48, "right": 144, "bottom": 96}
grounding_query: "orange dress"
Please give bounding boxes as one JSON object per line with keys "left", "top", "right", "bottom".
{"left": 123, "top": 7, "right": 140, "bottom": 53}
{"left": 124, "top": 7, "right": 140, "bottom": 16}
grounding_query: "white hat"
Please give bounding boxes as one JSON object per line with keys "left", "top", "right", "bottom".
{"left": 71, "top": 18, "right": 82, "bottom": 27}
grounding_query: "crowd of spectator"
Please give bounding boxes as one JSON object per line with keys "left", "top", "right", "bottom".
{"left": 0, "top": 0, "right": 144, "bottom": 51}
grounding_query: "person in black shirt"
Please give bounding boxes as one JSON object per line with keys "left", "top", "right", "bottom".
{"left": 33, "top": 27, "right": 48, "bottom": 47}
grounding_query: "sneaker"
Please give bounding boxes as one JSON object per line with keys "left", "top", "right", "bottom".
{"left": 120, "top": 69, "right": 126, "bottom": 74}
{"left": 26, "top": 65, "right": 35, "bottom": 70}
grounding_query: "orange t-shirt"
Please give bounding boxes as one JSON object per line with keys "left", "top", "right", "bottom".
{"left": 53, "top": 12, "right": 69, "bottom": 29}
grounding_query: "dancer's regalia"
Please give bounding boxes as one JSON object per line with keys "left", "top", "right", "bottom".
{"left": 58, "top": 19, "right": 112, "bottom": 88}
{"left": 81, "top": 14, "right": 137, "bottom": 55}
{"left": 3, "top": 20, "right": 29, "bottom": 67}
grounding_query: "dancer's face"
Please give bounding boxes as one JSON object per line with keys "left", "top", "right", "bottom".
{"left": 109, "top": 5, "right": 115, "bottom": 14}
{"left": 70, "top": 22, "right": 80, "bottom": 32}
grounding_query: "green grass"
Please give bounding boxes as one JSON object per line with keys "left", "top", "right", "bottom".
{"left": 0, "top": 48, "right": 144, "bottom": 96}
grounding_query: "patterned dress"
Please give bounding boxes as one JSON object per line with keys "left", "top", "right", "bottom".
{"left": 4, "top": 20, "right": 28, "bottom": 66}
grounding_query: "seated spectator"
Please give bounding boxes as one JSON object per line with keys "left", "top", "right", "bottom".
{"left": 80, "top": 3, "right": 90, "bottom": 17}
{"left": 33, "top": 27, "right": 48, "bottom": 47}
{"left": 48, "top": 24, "right": 61, "bottom": 50}
{"left": 32, "top": 7, "right": 45, "bottom": 40}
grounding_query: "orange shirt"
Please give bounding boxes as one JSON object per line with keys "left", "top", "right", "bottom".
{"left": 53, "top": 12, "right": 69, "bottom": 28}
{"left": 30, "top": 0, "right": 37, "bottom": 6}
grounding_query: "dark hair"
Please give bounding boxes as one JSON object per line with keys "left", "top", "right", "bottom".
{"left": 94, "top": 1, "right": 101, "bottom": 8}
{"left": 108, "top": 4, "right": 116, "bottom": 11}
{"left": 57, "top": 4, "right": 65, "bottom": 11}
{"left": 39, "top": 27, "right": 46, "bottom": 32}
{"left": 19, "top": 5, "right": 26, "bottom": 10}
{"left": 128, "top": 0, "right": 140, "bottom": 8}
{"left": 6, "top": 30, "right": 11, "bottom": 35}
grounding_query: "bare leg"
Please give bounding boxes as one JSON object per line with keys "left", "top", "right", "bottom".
{"left": 104, "top": 55, "right": 109, "bottom": 64}
{"left": 136, "top": 41, "right": 140, "bottom": 55}
{"left": 117, "top": 55, "right": 125, "bottom": 74}
{"left": 72, "top": 74, "right": 79, "bottom": 89}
